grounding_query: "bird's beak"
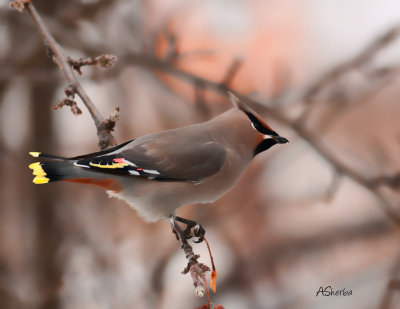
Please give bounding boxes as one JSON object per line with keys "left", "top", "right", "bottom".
{"left": 272, "top": 135, "right": 289, "bottom": 144}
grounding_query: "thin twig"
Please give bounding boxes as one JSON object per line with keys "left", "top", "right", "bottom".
{"left": 53, "top": 85, "right": 82, "bottom": 116}
{"left": 194, "top": 83, "right": 210, "bottom": 120}
{"left": 379, "top": 253, "right": 400, "bottom": 309}
{"left": 221, "top": 58, "right": 242, "bottom": 87}
{"left": 379, "top": 280, "right": 400, "bottom": 309}
{"left": 369, "top": 173, "right": 400, "bottom": 189}
{"left": 14, "top": 0, "right": 118, "bottom": 150}
{"left": 201, "top": 236, "right": 217, "bottom": 294}
{"left": 67, "top": 54, "right": 117, "bottom": 75}
{"left": 322, "top": 172, "right": 342, "bottom": 203}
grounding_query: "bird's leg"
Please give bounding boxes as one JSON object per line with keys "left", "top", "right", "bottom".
{"left": 174, "top": 216, "right": 206, "bottom": 243}
{"left": 169, "top": 216, "right": 180, "bottom": 241}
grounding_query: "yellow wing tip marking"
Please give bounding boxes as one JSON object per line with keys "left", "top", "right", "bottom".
{"left": 89, "top": 162, "right": 128, "bottom": 169}
{"left": 29, "top": 152, "right": 41, "bottom": 157}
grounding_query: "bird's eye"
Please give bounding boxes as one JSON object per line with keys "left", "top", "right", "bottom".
{"left": 246, "top": 112, "right": 262, "bottom": 131}
{"left": 245, "top": 112, "right": 275, "bottom": 135}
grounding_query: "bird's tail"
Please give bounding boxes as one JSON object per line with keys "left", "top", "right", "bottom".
{"left": 29, "top": 150, "right": 85, "bottom": 184}
{"left": 29, "top": 160, "right": 78, "bottom": 184}
{"left": 28, "top": 140, "right": 136, "bottom": 189}
{"left": 28, "top": 151, "right": 123, "bottom": 192}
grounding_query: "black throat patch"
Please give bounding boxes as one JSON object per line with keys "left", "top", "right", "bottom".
{"left": 254, "top": 138, "right": 277, "bottom": 157}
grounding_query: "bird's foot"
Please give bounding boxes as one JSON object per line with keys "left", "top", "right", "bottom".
{"left": 174, "top": 216, "right": 205, "bottom": 243}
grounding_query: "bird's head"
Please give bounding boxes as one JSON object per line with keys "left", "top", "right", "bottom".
{"left": 228, "top": 92, "right": 289, "bottom": 156}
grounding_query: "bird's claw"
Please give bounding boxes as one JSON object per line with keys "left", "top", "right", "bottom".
{"left": 184, "top": 224, "right": 206, "bottom": 243}
{"left": 174, "top": 216, "right": 206, "bottom": 243}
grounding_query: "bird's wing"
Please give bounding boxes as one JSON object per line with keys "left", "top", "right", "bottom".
{"left": 74, "top": 138, "right": 227, "bottom": 182}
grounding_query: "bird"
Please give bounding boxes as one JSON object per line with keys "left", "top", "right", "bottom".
{"left": 29, "top": 92, "right": 288, "bottom": 239}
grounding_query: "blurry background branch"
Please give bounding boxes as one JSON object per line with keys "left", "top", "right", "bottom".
{"left": 298, "top": 23, "right": 400, "bottom": 128}
{"left": 302, "top": 23, "right": 400, "bottom": 103}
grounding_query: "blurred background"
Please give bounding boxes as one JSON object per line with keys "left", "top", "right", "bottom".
{"left": 1, "top": 0, "right": 400, "bottom": 308}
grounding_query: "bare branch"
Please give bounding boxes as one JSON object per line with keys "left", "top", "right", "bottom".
{"left": 221, "top": 58, "right": 243, "bottom": 87}
{"left": 369, "top": 173, "right": 400, "bottom": 189}
{"left": 162, "top": 27, "right": 179, "bottom": 61}
{"left": 322, "top": 172, "right": 342, "bottom": 203}
{"left": 315, "top": 64, "right": 400, "bottom": 133}
{"left": 379, "top": 280, "right": 400, "bottom": 309}
{"left": 292, "top": 121, "right": 400, "bottom": 224}
{"left": 295, "top": 24, "right": 400, "bottom": 126}
{"left": 53, "top": 98, "right": 82, "bottom": 116}
{"left": 303, "top": 23, "right": 400, "bottom": 104}
{"left": 171, "top": 220, "right": 210, "bottom": 298}
{"left": 14, "top": 1, "right": 117, "bottom": 150}
{"left": 379, "top": 255, "right": 400, "bottom": 309}
{"left": 193, "top": 83, "right": 210, "bottom": 120}
{"left": 52, "top": 84, "right": 82, "bottom": 116}
{"left": 67, "top": 54, "right": 118, "bottom": 75}
{"left": 9, "top": 0, "right": 29, "bottom": 13}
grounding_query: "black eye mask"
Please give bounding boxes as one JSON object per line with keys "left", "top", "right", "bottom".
{"left": 245, "top": 112, "right": 279, "bottom": 136}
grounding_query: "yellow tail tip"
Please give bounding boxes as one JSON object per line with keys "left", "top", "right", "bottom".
{"left": 29, "top": 152, "right": 41, "bottom": 157}
{"left": 29, "top": 162, "right": 49, "bottom": 184}
{"left": 29, "top": 162, "right": 47, "bottom": 177}
{"left": 33, "top": 176, "right": 49, "bottom": 184}
{"left": 29, "top": 162, "right": 40, "bottom": 169}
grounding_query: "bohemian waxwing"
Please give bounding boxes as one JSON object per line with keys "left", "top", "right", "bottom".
{"left": 29, "top": 93, "right": 288, "bottom": 237}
